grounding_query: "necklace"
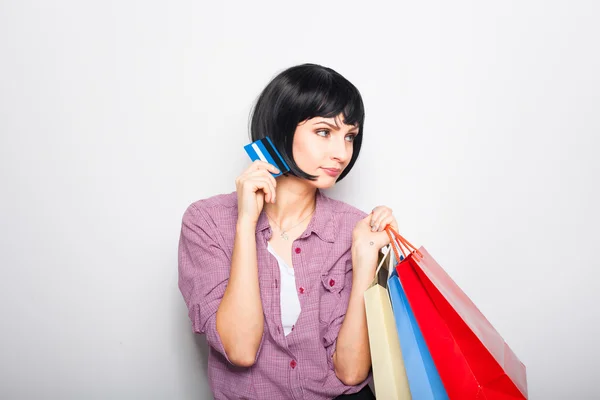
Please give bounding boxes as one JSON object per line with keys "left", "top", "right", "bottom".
{"left": 266, "top": 207, "right": 316, "bottom": 240}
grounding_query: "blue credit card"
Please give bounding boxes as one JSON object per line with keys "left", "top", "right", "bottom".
{"left": 244, "top": 137, "right": 290, "bottom": 177}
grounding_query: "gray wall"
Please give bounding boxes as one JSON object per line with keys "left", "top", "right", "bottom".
{"left": 1, "top": 0, "right": 598, "bottom": 399}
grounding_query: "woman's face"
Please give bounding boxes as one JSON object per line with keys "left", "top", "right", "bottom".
{"left": 292, "top": 113, "right": 360, "bottom": 188}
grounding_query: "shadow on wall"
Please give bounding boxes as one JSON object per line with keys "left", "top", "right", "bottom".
{"left": 192, "top": 330, "right": 210, "bottom": 374}
{"left": 173, "top": 288, "right": 212, "bottom": 399}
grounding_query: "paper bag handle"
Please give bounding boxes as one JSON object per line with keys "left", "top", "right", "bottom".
{"left": 374, "top": 244, "right": 391, "bottom": 277}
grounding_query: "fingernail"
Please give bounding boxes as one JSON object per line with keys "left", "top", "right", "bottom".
{"left": 371, "top": 226, "right": 376, "bottom": 232}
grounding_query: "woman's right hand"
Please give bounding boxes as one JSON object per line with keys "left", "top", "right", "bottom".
{"left": 235, "top": 160, "right": 280, "bottom": 225}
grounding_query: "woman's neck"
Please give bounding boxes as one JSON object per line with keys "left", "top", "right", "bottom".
{"left": 263, "top": 175, "right": 317, "bottom": 227}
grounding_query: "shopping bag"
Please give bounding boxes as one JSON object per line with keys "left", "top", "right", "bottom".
{"left": 386, "top": 245, "right": 449, "bottom": 400}
{"left": 385, "top": 227, "right": 528, "bottom": 399}
{"left": 364, "top": 247, "right": 412, "bottom": 400}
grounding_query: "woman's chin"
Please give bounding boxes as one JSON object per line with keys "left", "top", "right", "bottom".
{"left": 313, "top": 176, "right": 338, "bottom": 189}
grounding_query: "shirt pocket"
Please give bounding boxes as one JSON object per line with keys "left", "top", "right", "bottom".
{"left": 318, "top": 272, "right": 346, "bottom": 324}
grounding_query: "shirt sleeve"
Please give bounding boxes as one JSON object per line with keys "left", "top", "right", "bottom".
{"left": 178, "top": 203, "right": 264, "bottom": 365}
{"left": 322, "top": 256, "right": 354, "bottom": 370}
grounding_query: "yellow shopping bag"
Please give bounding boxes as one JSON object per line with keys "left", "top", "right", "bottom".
{"left": 364, "top": 246, "right": 412, "bottom": 399}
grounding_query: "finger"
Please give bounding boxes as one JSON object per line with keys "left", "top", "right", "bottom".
{"left": 248, "top": 169, "right": 277, "bottom": 188}
{"left": 369, "top": 208, "right": 381, "bottom": 226}
{"left": 370, "top": 209, "right": 389, "bottom": 231}
{"left": 259, "top": 178, "right": 277, "bottom": 204}
{"left": 369, "top": 212, "right": 380, "bottom": 231}
{"left": 247, "top": 165, "right": 280, "bottom": 192}
{"left": 262, "top": 169, "right": 278, "bottom": 192}
{"left": 249, "top": 160, "right": 280, "bottom": 175}
{"left": 248, "top": 171, "right": 277, "bottom": 202}
{"left": 244, "top": 177, "right": 275, "bottom": 203}
{"left": 370, "top": 206, "right": 390, "bottom": 220}
{"left": 254, "top": 178, "right": 276, "bottom": 203}
{"left": 372, "top": 211, "right": 393, "bottom": 231}
{"left": 376, "top": 215, "right": 395, "bottom": 232}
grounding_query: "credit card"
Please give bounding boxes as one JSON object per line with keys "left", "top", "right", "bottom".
{"left": 244, "top": 137, "right": 290, "bottom": 177}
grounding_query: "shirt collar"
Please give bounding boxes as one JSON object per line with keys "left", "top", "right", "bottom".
{"left": 256, "top": 189, "right": 336, "bottom": 243}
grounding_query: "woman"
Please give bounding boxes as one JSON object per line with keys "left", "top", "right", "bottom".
{"left": 178, "top": 63, "right": 398, "bottom": 399}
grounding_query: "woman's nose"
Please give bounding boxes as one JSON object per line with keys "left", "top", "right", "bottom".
{"left": 330, "top": 137, "right": 350, "bottom": 162}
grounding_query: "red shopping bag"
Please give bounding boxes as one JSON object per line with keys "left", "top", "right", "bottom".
{"left": 385, "top": 227, "right": 528, "bottom": 399}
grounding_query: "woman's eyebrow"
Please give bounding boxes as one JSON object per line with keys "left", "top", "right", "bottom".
{"left": 313, "top": 120, "right": 340, "bottom": 130}
{"left": 313, "top": 119, "right": 359, "bottom": 132}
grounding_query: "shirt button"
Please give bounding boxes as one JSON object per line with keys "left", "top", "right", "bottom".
{"left": 295, "top": 247, "right": 301, "bottom": 254}
{"left": 329, "top": 279, "right": 335, "bottom": 287}
{"left": 298, "top": 287, "right": 305, "bottom": 294}
{"left": 290, "top": 360, "right": 297, "bottom": 369}
{"left": 291, "top": 324, "right": 295, "bottom": 331}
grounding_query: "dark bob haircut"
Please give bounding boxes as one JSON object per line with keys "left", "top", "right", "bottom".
{"left": 249, "top": 63, "right": 365, "bottom": 182}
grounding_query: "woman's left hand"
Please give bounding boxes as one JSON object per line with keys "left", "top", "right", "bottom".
{"left": 352, "top": 205, "right": 398, "bottom": 258}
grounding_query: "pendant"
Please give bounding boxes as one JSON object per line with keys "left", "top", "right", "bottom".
{"left": 281, "top": 232, "right": 289, "bottom": 240}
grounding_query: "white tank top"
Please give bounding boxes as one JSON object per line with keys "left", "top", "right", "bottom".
{"left": 267, "top": 242, "right": 301, "bottom": 336}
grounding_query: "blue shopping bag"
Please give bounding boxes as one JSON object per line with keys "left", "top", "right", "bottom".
{"left": 388, "top": 259, "right": 449, "bottom": 400}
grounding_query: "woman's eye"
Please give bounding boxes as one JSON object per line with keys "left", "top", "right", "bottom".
{"left": 316, "top": 129, "right": 357, "bottom": 142}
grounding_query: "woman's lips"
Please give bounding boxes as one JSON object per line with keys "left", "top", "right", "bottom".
{"left": 322, "top": 168, "right": 341, "bottom": 177}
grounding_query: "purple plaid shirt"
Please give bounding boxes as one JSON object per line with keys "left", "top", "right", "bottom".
{"left": 178, "top": 189, "right": 371, "bottom": 399}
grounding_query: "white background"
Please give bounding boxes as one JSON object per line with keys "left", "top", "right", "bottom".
{"left": 1, "top": 1, "right": 598, "bottom": 399}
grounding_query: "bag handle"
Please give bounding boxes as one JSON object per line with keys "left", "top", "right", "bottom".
{"left": 374, "top": 244, "right": 392, "bottom": 277}
{"left": 384, "top": 225, "right": 423, "bottom": 266}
